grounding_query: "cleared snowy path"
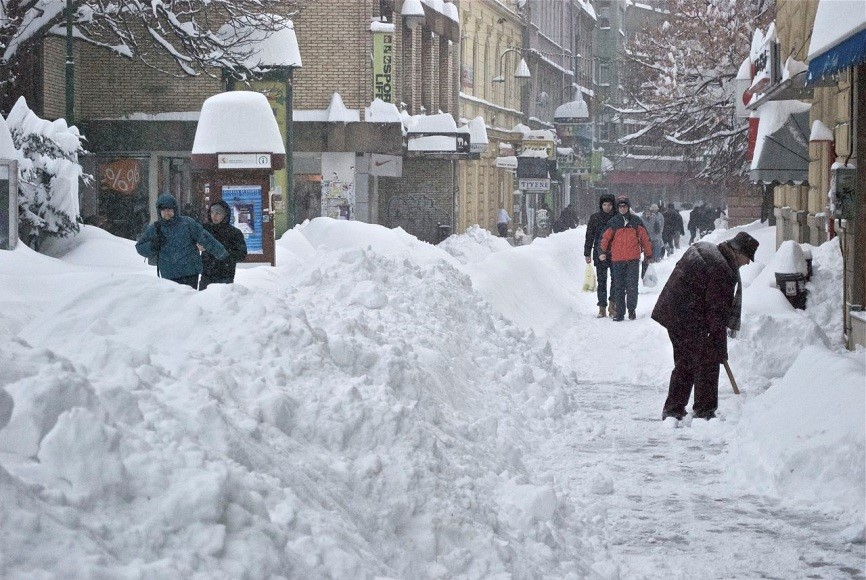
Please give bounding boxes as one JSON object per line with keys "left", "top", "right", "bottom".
{"left": 536, "top": 361, "right": 865, "bottom": 578}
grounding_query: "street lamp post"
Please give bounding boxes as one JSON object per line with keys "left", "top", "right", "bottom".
{"left": 65, "top": 0, "right": 74, "bottom": 124}
{"left": 492, "top": 48, "right": 531, "bottom": 84}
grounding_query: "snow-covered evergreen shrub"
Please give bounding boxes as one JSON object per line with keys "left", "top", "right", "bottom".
{"left": 6, "top": 97, "right": 84, "bottom": 246}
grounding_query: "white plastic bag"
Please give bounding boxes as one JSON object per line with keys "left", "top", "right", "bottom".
{"left": 642, "top": 262, "right": 658, "bottom": 288}
{"left": 582, "top": 265, "right": 597, "bottom": 292}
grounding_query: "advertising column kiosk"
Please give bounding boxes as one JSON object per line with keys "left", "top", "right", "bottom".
{"left": 191, "top": 92, "right": 286, "bottom": 266}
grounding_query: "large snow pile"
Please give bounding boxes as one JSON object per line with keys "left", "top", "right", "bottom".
{"left": 0, "top": 219, "right": 605, "bottom": 577}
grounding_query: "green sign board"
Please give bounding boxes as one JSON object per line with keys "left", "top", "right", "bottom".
{"left": 373, "top": 32, "right": 394, "bottom": 103}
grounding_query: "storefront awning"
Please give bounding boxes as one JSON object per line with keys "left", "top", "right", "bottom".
{"left": 807, "top": 0, "right": 866, "bottom": 84}
{"left": 749, "top": 103, "right": 810, "bottom": 185}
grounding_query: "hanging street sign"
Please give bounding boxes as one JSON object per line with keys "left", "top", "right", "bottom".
{"left": 518, "top": 178, "right": 551, "bottom": 191}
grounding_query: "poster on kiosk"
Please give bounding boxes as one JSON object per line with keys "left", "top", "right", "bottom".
{"left": 221, "top": 185, "right": 264, "bottom": 254}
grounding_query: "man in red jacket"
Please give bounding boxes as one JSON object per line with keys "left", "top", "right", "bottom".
{"left": 599, "top": 195, "right": 653, "bottom": 321}
{"left": 651, "top": 231, "right": 759, "bottom": 421}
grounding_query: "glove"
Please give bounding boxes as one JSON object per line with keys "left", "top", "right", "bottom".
{"left": 584, "top": 256, "right": 591, "bottom": 264}
{"left": 727, "top": 328, "right": 738, "bottom": 339}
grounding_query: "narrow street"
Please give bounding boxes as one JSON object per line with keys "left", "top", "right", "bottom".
{"left": 534, "top": 372, "right": 865, "bottom": 579}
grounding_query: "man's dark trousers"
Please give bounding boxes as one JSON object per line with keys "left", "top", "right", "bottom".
{"left": 610, "top": 259, "right": 640, "bottom": 317}
{"left": 595, "top": 260, "right": 612, "bottom": 307}
{"left": 662, "top": 331, "right": 720, "bottom": 418}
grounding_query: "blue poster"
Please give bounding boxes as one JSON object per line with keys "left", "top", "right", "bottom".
{"left": 221, "top": 185, "right": 263, "bottom": 254}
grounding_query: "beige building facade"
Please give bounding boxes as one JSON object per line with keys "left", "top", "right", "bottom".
{"left": 457, "top": 0, "right": 525, "bottom": 235}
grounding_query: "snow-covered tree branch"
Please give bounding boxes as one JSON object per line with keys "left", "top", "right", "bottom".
{"left": 621, "top": 0, "right": 773, "bottom": 184}
{"left": 0, "top": 0, "right": 294, "bottom": 89}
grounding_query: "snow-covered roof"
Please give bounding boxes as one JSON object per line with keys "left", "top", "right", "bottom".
{"left": 192, "top": 91, "right": 285, "bottom": 155}
{"left": 293, "top": 93, "right": 361, "bottom": 123}
{"left": 217, "top": 15, "right": 301, "bottom": 70}
{"left": 405, "top": 112, "right": 457, "bottom": 133}
{"left": 370, "top": 22, "right": 396, "bottom": 33}
{"left": 808, "top": 0, "right": 866, "bottom": 59}
{"left": 365, "top": 99, "right": 402, "bottom": 123}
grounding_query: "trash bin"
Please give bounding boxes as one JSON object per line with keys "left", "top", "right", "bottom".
{"left": 436, "top": 223, "right": 452, "bottom": 243}
{"left": 775, "top": 272, "right": 808, "bottom": 309}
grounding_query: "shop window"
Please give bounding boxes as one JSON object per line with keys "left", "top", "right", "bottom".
{"left": 91, "top": 156, "right": 150, "bottom": 240}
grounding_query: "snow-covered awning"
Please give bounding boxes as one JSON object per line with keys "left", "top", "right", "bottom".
{"left": 807, "top": 0, "right": 866, "bottom": 84}
{"left": 749, "top": 100, "right": 811, "bottom": 185}
{"left": 554, "top": 99, "right": 589, "bottom": 122}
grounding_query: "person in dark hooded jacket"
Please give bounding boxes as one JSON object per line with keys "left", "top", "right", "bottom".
{"left": 136, "top": 194, "right": 228, "bottom": 288}
{"left": 583, "top": 193, "right": 617, "bottom": 317}
{"left": 199, "top": 200, "right": 248, "bottom": 290}
{"left": 651, "top": 231, "right": 759, "bottom": 421}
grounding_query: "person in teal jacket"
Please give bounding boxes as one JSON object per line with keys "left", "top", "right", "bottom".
{"left": 136, "top": 194, "right": 228, "bottom": 288}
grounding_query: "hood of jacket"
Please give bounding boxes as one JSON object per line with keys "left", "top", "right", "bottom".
{"left": 207, "top": 199, "right": 232, "bottom": 225}
{"left": 156, "top": 194, "right": 179, "bottom": 217}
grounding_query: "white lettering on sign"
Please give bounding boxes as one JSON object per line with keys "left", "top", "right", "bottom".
{"left": 518, "top": 178, "right": 551, "bottom": 191}
{"left": 218, "top": 153, "right": 272, "bottom": 169}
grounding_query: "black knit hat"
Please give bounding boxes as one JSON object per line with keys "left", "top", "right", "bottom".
{"left": 616, "top": 195, "right": 630, "bottom": 207}
{"left": 729, "top": 232, "right": 759, "bottom": 262}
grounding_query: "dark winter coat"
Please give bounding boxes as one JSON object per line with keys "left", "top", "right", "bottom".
{"left": 661, "top": 209, "right": 684, "bottom": 242}
{"left": 599, "top": 212, "right": 653, "bottom": 262}
{"left": 688, "top": 207, "right": 703, "bottom": 234}
{"left": 553, "top": 205, "right": 578, "bottom": 233}
{"left": 136, "top": 194, "right": 228, "bottom": 280}
{"left": 202, "top": 200, "right": 248, "bottom": 282}
{"left": 583, "top": 196, "right": 616, "bottom": 265}
{"left": 651, "top": 241, "right": 740, "bottom": 363}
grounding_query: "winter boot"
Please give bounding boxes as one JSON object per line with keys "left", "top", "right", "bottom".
{"left": 628, "top": 310, "right": 636, "bottom": 320}
{"left": 608, "top": 303, "right": 617, "bottom": 318}
{"left": 597, "top": 306, "right": 607, "bottom": 318}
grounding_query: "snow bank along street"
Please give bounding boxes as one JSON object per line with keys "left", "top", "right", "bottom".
{"left": 0, "top": 218, "right": 863, "bottom": 578}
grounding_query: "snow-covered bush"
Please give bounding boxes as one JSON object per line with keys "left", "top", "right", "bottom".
{"left": 6, "top": 97, "right": 84, "bottom": 247}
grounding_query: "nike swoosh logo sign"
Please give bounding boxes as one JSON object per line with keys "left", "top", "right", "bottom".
{"left": 374, "top": 160, "right": 392, "bottom": 167}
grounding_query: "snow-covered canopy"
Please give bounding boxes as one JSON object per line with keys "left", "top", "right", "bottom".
{"left": 217, "top": 14, "right": 302, "bottom": 71}
{"left": 554, "top": 99, "right": 589, "bottom": 121}
{"left": 192, "top": 92, "right": 286, "bottom": 155}
{"left": 808, "top": 0, "right": 866, "bottom": 59}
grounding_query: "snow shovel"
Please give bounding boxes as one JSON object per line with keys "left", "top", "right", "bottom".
{"left": 723, "top": 360, "right": 740, "bottom": 395}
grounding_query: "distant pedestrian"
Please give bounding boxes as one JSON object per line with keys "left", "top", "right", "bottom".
{"left": 688, "top": 204, "right": 703, "bottom": 244}
{"left": 662, "top": 203, "right": 685, "bottom": 252}
{"left": 584, "top": 193, "right": 617, "bottom": 318}
{"left": 136, "top": 193, "right": 228, "bottom": 289}
{"left": 642, "top": 203, "right": 665, "bottom": 261}
{"left": 599, "top": 195, "right": 653, "bottom": 321}
{"left": 652, "top": 231, "right": 759, "bottom": 421}
{"left": 553, "top": 204, "right": 579, "bottom": 233}
{"left": 199, "top": 200, "right": 248, "bottom": 291}
{"left": 497, "top": 208, "right": 512, "bottom": 237}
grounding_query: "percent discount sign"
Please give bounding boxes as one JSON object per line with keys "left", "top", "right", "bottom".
{"left": 99, "top": 159, "right": 141, "bottom": 194}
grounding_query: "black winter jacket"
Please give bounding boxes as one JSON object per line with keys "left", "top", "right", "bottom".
{"left": 202, "top": 201, "right": 248, "bottom": 281}
{"left": 651, "top": 242, "right": 740, "bottom": 362}
{"left": 584, "top": 201, "right": 616, "bottom": 265}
